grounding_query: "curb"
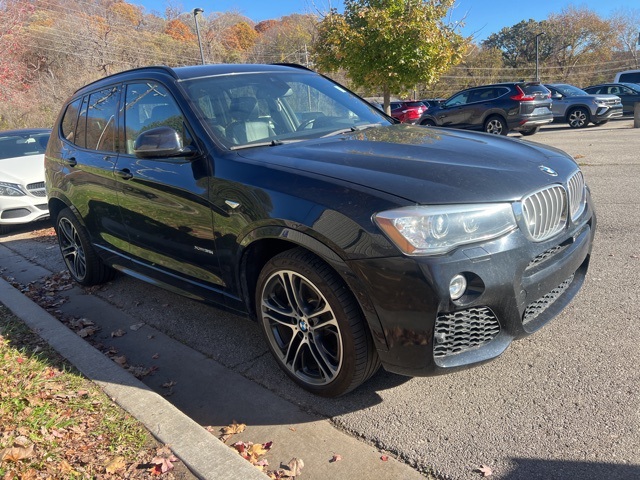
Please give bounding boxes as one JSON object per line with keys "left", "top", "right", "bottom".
{"left": 0, "top": 277, "right": 268, "bottom": 480}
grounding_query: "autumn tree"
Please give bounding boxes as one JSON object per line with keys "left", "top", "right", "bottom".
{"left": 313, "top": 0, "right": 466, "bottom": 113}
{"left": 250, "top": 14, "right": 316, "bottom": 64}
{"left": 165, "top": 18, "right": 196, "bottom": 42}
{"left": 610, "top": 7, "right": 640, "bottom": 69}
{"left": 543, "top": 6, "right": 615, "bottom": 83}
{"left": 0, "top": 0, "right": 34, "bottom": 104}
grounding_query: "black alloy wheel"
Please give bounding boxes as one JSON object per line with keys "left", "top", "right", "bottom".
{"left": 256, "top": 248, "right": 380, "bottom": 397}
{"left": 56, "top": 208, "right": 114, "bottom": 286}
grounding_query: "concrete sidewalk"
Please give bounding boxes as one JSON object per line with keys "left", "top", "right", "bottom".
{"left": 0, "top": 241, "right": 426, "bottom": 480}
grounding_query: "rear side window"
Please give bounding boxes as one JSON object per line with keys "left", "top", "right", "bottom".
{"left": 85, "top": 87, "right": 119, "bottom": 152}
{"left": 61, "top": 98, "right": 82, "bottom": 143}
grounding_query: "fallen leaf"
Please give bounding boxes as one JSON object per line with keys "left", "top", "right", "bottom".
{"left": 330, "top": 454, "right": 342, "bottom": 462}
{"left": 0, "top": 443, "right": 35, "bottom": 462}
{"left": 152, "top": 353, "right": 159, "bottom": 359}
{"left": 77, "top": 327, "right": 96, "bottom": 338}
{"left": 111, "top": 329, "right": 126, "bottom": 338}
{"left": 130, "top": 323, "right": 145, "bottom": 331}
{"left": 220, "top": 421, "right": 246, "bottom": 442}
{"left": 476, "top": 464, "right": 493, "bottom": 477}
{"left": 113, "top": 355, "right": 127, "bottom": 366}
{"left": 380, "top": 455, "right": 389, "bottom": 462}
{"left": 105, "top": 456, "right": 126, "bottom": 474}
{"left": 287, "top": 457, "right": 304, "bottom": 476}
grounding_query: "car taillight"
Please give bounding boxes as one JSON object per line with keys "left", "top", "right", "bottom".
{"left": 510, "top": 86, "right": 535, "bottom": 101}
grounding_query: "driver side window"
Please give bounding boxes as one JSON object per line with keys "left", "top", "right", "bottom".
{"left": 123, "top": 82, "right": 193, "bottom": 155}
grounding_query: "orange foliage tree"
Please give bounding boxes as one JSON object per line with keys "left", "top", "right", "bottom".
{"left": 165, "top": 18, "right": 196, "bottom": 42}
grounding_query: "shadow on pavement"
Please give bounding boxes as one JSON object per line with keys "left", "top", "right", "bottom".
{"left": 506, "top": 458, "right": 640, "bottom": 480}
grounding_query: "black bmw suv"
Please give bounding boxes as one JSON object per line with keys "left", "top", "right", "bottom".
{"left": 45, "top": 64, "right": 595, "bottom": 396}
{"left": 419, "top": 82, "right": 553, "bottom": 135}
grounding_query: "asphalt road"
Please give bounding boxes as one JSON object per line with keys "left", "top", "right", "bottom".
{"left": 2, "top": 118, "right": 639, "bottom": 479}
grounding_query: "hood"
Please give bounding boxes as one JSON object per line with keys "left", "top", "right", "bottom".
{"left": 236, "top": 125, "right": 579, "bottom": 205}
{"left": 0, "top": 154, "right": 46, "bottom": 186}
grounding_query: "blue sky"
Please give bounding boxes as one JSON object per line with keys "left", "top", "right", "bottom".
{"left": 134, "top": 0, "right": 636, "bottom": 41}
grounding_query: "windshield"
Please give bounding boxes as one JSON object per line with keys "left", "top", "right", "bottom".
{"left": 0, "top": 131, "right": 50, "bottom": 160}
{"left": 182, "top": 71, "right": 391, "bottom": 149}
{"left": 552, "top": 84, "right": 588, "bottom": 97}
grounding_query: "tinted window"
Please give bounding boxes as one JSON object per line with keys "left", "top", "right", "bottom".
{"left": 523, "top": 84, "right": 551, "bottom": 96}
{"left": 61, "top": 98, "right": 82, "bottom": 143}
{"left": 619, "top": 72, "right": 640, "bottom": 83}
{"left": 123, "top": 82, "right": 192, "bottom": 155}
{"left": 85, "top": 87, "right": 119, "bottom": 152}
{"left": 446, "top": 91, "right": 470, "bottom": 106}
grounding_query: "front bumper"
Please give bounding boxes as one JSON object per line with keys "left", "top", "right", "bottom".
{"left": 0, "top": 189, "right": 50, "bottom": 227}
{"left": 349, "top": 199, "right": 596, "bottom": 377}
{"left": 593, "top": 105, "right": 623, "bottom": 122}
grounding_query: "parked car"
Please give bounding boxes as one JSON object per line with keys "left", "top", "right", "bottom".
{"left": 544, "top": 84, "right": 622, "bottom": 128}
{"left": 390, "top": 101, "right": 427, "bottom": 124}
{"left": 45, "top": 64, "right": 596, "bottom": 397}
{"left": 613, "top": 69, "right": 640, "bottom": 84}
{"left": 418, "top": 82, "right": 553, "bottom": 135}
{"left": 583, "top": 83, "right": 640, "bottom": 115}
{"left": 420, "top": 98, "right": 446, "bottom": 108}
{"left": 0, "top": 128, "right": 51, "bottom": 233}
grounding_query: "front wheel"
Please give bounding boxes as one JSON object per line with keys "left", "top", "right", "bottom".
{"left": 567, "top": 107, "right": 590, "bottom": 128}
{"left": 484, "top": 115, "right": 509, "bottom": 135}
{"left": 56, "top": 208, "right": 115, "bottom": 286}
{"left": 256, "top": 248, "right": 380, "bottom": 397}
{"left": 420, "top": 119, "right": 436, "bottom": 127}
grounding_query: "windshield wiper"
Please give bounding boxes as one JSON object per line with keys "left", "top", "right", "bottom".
{"left": 230, "top": 139, "right": 288, "bottom": 150}
{"left": 321, "top": 123, "right": 382, "bottom": 138}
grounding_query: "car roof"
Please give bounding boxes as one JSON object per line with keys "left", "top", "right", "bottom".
{"left": 0, "top": 128, "right": 51, "bottom": 137}
{"left": 72, "top": 63, "right": 314, "bottom": 96}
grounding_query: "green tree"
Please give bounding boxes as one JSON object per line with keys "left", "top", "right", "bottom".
{"left": 482, "top": 19, "right": 550, "bottom": 70}
{"left": 313, "top": 0, "right": 466, "bottom": 113}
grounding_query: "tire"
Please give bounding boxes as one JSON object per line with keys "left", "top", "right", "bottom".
{"left": 484, "top": 115, "right": 509, "bottom": 135}
{"left": 56, "top": 208, "right": 115, "bottom": 286}
{"left": 420, "top": 119, "right": 436, "bottom": 127}
{"left": 567, "top": 107, "right": 590, "bottom": 128}
{"left": 256, "top": 248, "right": 380, "bottom": 397}
{"left": 520, "top": 126, "right": 540, "bottom": 136}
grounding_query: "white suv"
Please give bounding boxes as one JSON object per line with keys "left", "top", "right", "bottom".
{"left": 0, "top": 128, "right": 51, "bottom": 233}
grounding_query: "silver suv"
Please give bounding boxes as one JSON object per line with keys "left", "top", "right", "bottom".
{"left": 544, "top": 84, "right": 622, "bottom": 128}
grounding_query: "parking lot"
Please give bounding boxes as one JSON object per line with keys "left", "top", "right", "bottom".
{"left": 1, "top": 118, "right": 639, "bottom": 479}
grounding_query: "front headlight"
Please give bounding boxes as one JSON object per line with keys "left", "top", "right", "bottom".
{"left": 0, "top": 182, "right": 26, "bottom": 197}
{"left": 374, "top": 204, "right": 517, "bottom": 256}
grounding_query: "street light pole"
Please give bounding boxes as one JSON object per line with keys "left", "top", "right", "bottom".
{"left": 193, "top": 7, "right": 205, "bottom": 65}
{"left": 535, "top": 32, "right": 545, "bottom": 82}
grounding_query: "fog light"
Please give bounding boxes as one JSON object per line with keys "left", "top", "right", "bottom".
{"left": 449, "top": 274, "right": 467, "bottom": 300}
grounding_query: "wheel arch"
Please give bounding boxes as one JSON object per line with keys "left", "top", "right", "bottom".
{"left": 238, "top": 227, "right": 389, "bottom": 352}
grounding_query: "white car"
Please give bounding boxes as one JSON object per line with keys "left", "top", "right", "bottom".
{"left": 0, "top": 128, "right": 51, "bottom": 233}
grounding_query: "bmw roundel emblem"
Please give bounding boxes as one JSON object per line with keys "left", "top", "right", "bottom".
{"left": 539, "top": 165, "right": 558, "bottom": 176}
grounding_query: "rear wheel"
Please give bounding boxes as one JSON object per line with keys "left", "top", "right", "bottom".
{"left": 256, "top": 248, "right": 380, "bottom": 397}
{"left": 56, "top": 208, "right": 115, "bottom": 286}
{"left": 484, "top": 115, "right": 508, "bottom": 135}
{"left": 420, "top": 119, "right": 436, "bottom": 127}
{"left": 520, "top": 126, "right": 540, "bottom": 136}
{"left": 567, "top": 107, "right": 590, "bottom": 128}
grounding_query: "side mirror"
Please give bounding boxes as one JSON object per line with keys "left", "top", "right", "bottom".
{"left": 551, "top": 93, "right": 562, "bottom": 100}
{"left": 133, "top": 126, "right": 195, "bottom": 159}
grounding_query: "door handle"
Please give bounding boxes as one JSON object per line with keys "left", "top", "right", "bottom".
{"left": 116, "top": 169, "right": 133, "bottom": 180}
{"left": 63, "top": 157, "right": 77, "bottom": 167}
